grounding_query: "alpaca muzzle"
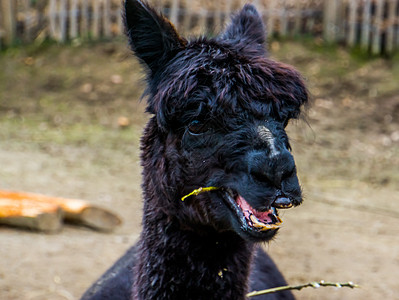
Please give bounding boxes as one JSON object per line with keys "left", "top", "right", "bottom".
{"left": 248, "top": 149, "right": 296, "bottom": 189}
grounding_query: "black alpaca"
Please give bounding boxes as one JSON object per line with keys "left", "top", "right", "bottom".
{"left": 82, "top": 1, "right": 308, "bottom": 299}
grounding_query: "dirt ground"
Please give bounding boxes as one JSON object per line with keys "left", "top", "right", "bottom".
{"left": 0, "top": 39, "right": 398, "bottom": 300}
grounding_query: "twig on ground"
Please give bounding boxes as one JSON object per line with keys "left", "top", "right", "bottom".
{"left": 247, "top": 281, "right": 360, "bottom": 297}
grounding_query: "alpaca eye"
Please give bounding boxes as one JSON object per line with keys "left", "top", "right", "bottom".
{"left": 188, "top": 120, "right": 210, "bottom": 135}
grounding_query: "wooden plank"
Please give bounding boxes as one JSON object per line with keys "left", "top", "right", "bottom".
{"left": 0, "top": 190, "right": 122, "bottom": 232}
{"left": 386, "top": 0, "right": 398, "bottom": 53}
{"left": 336, "top": 0, "right": 345, "bottom": 41}
{"left": 253, "top": 0, "right": 265, "bottom": 30}
{"left": 214, "top": 0, "right": 223, "bottom": 33}
{"left": 347, "top": 0, "right": 358, "bottom": 46}
{"left": 59, "top": 0, "right": 67, "bottom": 42}
{"left": 23, "top": 0, "right": 33, "bottom": 42}
{"left": 0, "top": 198, "right": 63, "bottom": 233}
{"left": 222, "top": 0, "right": 234, "bottom": 33}
{"left": 198, "top": 8, "right": 207, "bottom": 33}
{"left": 293, "top": 0, "right": 303, "bottom": 36}
{"left": 103, "top": 0, "right": 111, "bottom": 37}
{"left": 170, "top": 0, "right": 179, "bottom": 27}
{"left": 323, "top": 0, "right": 338, "bottom": 42}
{"left": 267, "top": 0, "right": 277, "bottom": 37}
{"left": 182, "top": 0, "right": 193, "bottom": 34}
{"left": 396, "top": 0, "right": 399, "bottom": 48}
{"left": 48, "top": 0, "right": 58, "bottom": 41}
{"left": 280, "top": 0, "right": 288, "bottom": 36}
{"left": 213, "top": 1, "right": 224, "bottom": 32}
{"left": 70, "top": 0, "right": 79, "bottom": 39}
{"left": 224, "top": 0, "right": 233, "bottom": 19}
{"left": 372, "top": 0, "right": 384, "bottom": 54}
{"left": 81, "top": 0, "right": 89, "bottom": 38}
{"left": 48, "top": 0, "right": 67, "bottom": 42}
{"left": 361, "top": 0, "right": 371, "bottom": 50}
{"left": 0, "top": 7, "right": 2, "bottom": 50}
{"left": 116, "top": 1, "right": 124, "bottom": 35}
{"left": 1, "top": 0, "right": 16, "bottom": 45}
{"left": 92, "top": 0, "right": 101, "bottom": 39}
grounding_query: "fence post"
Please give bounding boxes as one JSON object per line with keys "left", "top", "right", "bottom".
{"left": 214, "top": 1, "right": 222, "bottom": 33}
{"left": 396, "top": 0, "right": 399, "bottom": 49}
{"left": 92, "top": 0, "right": 101, "bottom": 39}
{"left": 267, "top": 0, "right": 277, "bottom": 38}
{"left": 372, "top": 0, "right": 384, "bottom": 54}
{"left": 48, "top": 0, "right": 68, "bottom": 42}
{"left": 117, "top": 1, "right": 124, "bottom": 35}
{"left": 361, "top": 0, "right": 371, "bottom": 51}
{"left": 280, "top": 0, "right": 288, "bottom": 37}
{"left": 0, "top": 0, "right": 16, "bottom": 46}
{"left": 347, "top": 0, "right": 358, "bottom": 47}
{"left": 49, "top": 0, "right": 58, "bottom": 41}
{"left": 70, "top": 0, "right": 79, "bottom": 39}
{"left": 224, "top": 0, "right": 232, "bottom": 24}
{"left": 80, "top": 0, "right": 89, "bottom": 39}
{"left": 323, "top": 0, "right": 339, "bottom": 43}
{"left": 385, "top": 0, "right": 397, "bottom": 54}
{"left": 59, "top": 0, "right": 67, "bottom": 42}
{"left": 182, "top": 0, "right": 192, "bottom": 33}
{"left": 103, "top": 0, "right": 111, "bottom": 37}
{"left": 170, "top": 0, "right": 179, "bottom": 27}
{"left": 198, "top": 8, "right": 207, "bottom": 33}
{"left": 338, "top": 0, "right": 346, "bottom": 41}
{"left": 293, "top": 1, "right": 302, "bottom": 36}
{"left": 23, "top": 0, "right": 33, "bottom": 43}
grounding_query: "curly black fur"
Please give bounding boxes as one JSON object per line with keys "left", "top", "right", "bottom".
{"left": 81, "top": 1, "right": 308, "bottom": 299}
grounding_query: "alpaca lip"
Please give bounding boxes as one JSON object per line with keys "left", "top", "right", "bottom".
{"left": 223, "top": 190, "right": 282, "bottom": 232}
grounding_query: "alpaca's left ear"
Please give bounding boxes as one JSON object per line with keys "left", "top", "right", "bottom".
{"left": 124, "top": 0, "right": 186, "bottom": 76}
{"left": 219, "top": 4, "right": 266, "bottom": 55}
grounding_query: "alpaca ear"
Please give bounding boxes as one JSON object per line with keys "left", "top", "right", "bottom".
{"left": 123, "top": 0, "right": 186, "bottom": 75}
{"left": 219, "top": 4, "right": 266, "bottom": 54}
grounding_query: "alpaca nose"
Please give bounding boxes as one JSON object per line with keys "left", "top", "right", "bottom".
{"left": 248, "top": 149, "right": 296, "bottom": 188}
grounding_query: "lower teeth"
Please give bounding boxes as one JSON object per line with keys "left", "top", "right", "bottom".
{"left": 249, "top": 214, "right": 270, "bottom": 227}
{"left": 248, "top": 213, "right": 282, "bottom": 230}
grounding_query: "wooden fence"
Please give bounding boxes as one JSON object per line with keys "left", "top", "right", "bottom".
{"left": 1, "top": 0, "right": 399, "bottom": 55}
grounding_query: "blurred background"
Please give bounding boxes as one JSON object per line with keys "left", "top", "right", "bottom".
{"left": 1, "top": 0, "right": 398, "bottom": 299}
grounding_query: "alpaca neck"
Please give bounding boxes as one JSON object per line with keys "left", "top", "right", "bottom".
{"left": 132, "top": 212, "right": 255, "bottom": 300}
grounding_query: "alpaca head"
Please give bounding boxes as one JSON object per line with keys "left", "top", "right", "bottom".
{"left": 124, "top": 0, "right": 308, "bottom": 242}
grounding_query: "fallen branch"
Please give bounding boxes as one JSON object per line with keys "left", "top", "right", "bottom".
{"left": 0, "top": 198, "right": 62, "bottom": 232}
{"left": 246, "top": 281, "right": 360, "bottom": 297}
{"left": 0, "top": 190, "right": 122, "bottom": 232}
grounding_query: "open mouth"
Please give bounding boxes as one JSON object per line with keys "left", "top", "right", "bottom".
{"left": 222, "top": 189, "right": 284, "bottom": 235}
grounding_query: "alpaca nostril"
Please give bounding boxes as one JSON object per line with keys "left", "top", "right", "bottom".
{"left": 272, "top": 197, "right": 293, "bottom": 209}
